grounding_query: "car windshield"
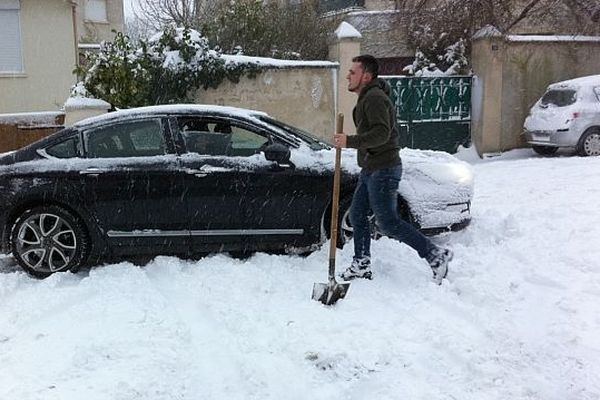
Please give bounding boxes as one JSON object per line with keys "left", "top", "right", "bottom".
{"left": 259, "top": 116, "right": 330, "bottom": 150}
{"left": 540, "top": 89, "right": 577, "bottom": 107}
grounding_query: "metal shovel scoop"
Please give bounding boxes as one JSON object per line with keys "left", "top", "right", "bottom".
{"left": 312, "top": 113, "right": 350, "bottom": 305}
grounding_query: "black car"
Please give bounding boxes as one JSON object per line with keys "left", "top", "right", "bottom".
{"left": 0, "top": 105, "right": 472, "bottom": 277}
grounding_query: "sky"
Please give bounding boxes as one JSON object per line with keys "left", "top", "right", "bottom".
{"left": 1, "top": 146, "right": 598, "bottom": 399}
{"left": 123, "top": 0, "right": 137, "bottom": 19}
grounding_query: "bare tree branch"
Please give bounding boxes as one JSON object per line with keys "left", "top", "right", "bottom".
{"left": 505, "top": 0, "right": 542, "bottom": 32}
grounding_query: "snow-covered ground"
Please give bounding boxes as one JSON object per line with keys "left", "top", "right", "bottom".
{"left": 1, "top": 148, "right": 599, "bottom": 400}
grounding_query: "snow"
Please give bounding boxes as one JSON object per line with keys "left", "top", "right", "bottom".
{"left": 472, "top": 27, "right": 600, "bottom": 43}
{"left": 78, "top": 43, "right": 101, "bottom": 50}
{"left": 524, "top": 103, "right": 575, "bottom": 132}
{"left": 507, "top": 35, "right": 600, "bottom": 42}
{"left": 1, "top": 149, "right": 598, "bottom": 399}
{"left": 547, "top": 75, "right": 600, "bottom": 91}
{"left": 0, "top": 111, "right": 63, "bottom": 126}
{"left": 347, "top": 10, "right": 400, "bottom": 16}
{"left": 334, "top": 22, "right": 362, "bottom": 40}
{"left": 472, "top": 25, "right": 503, "bottom": 40}
{"left": 222, "top": 54, "right": 337, "bottom": 68}
{"left": 64, "top": 97, "right": 111, "bottom": 110}
{"left": 72, "top": 104, "right": 268, "bottom": 128}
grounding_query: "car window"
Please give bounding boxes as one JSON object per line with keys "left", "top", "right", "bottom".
{"left": 594, "top": 87, "right": 600, "bottom": 102}
{"left": 178, "top": 117, "right": 268, "bottom": 157}
{"left": 230, "top": 126, "right": 270, "bottom": 156}
{"left": 45, "top": 135, "right": 81, "bottom": 158}
{"left": 259, "top": 116, "right": 326, "bottom": 150}
{"left": 541, "top": 89, "right": 577, "bottom": 107}
{"left": 85, "top": 119, "right": 166, "bottom": 158}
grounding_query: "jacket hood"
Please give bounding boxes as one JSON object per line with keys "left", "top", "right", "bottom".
{"left": 377, "top": 78, "right": 392, "bottom": 96}
{"left": 359, "top": 78, "right": 391, "bottom": 98}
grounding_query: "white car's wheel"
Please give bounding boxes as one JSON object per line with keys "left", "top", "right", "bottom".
{"left": 578, "top": 128, "right": 600, "bottom": 156}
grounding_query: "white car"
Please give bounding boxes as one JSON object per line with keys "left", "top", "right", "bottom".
{"left": 524, "top": 75, "right": 600, "bottom": 156}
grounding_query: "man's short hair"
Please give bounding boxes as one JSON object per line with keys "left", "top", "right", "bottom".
{"left": 352, "top": 55, "right": 379, "bottom": 78}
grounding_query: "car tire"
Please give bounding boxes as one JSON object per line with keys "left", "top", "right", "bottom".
{"left": 334, "top": 196, "right": 416, "bottom": 248}
{"left": 10, "top": 205, "right": 89, "bottom": 278}
{"left": 337, "top": 196, "right": 354, "bottom": 248}
{"left": 577, "top": 128, "right": 600, "bottom": 156}
{"left": 532, "top": 145, "right": 558, "bottom": 156}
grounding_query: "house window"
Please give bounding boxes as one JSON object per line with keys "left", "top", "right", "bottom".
{"left": 0, "top": 0, "right": 23, "bottom": 73}
{"left": 85, "top": 0, "right": 107, "bottom": 22}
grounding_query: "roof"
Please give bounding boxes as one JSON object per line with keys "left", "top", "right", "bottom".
{"left": 342, "top": 11, "right": 411, "bottom": 58}
{"left": 507, "top": 35, "right": 600, "bottom": 42}
{"left": 334, "top": 22, "right": 362, "bottom": 39}
{"left": 73, "top": 104, "right": 268, "bottom": 128}
{"left": 548, "top": 75, "right": 600, "bottom": 90}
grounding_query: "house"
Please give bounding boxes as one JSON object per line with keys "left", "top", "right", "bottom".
{"left": 0, "top": 0, "right": 123, "bottom": 114}
{"left": 76, "top": 0, "right": 125, "bottom": 52}
{"left": 322, "top": 0, "right": 412, "bottom": 75}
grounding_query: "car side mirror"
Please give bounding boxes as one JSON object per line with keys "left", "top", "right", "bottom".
{"left": 263, "top": 143, "right": 291, "bottom": 164}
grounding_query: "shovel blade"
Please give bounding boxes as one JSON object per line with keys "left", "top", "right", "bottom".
{"left": 312, "top": 281, "right": 350, "bottom": 305}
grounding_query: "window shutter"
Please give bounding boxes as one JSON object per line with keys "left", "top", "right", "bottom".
{"left": 0, "top": 0, "right": 23, "bottom": 72}
{"left": 0, "top": 0, "right": 20, "bottom": 10}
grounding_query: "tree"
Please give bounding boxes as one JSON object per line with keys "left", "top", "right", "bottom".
{"left": 125, "top": 14, "right": 156, "bottom": 43}
{"left": 136, "top": 0, "right": 214, "bottom": 31}
{"left": 136, "top": 0, "right": 335, "bottom": 60}
{"left": 397, "top": 0, "right": 600, "bottom": 75}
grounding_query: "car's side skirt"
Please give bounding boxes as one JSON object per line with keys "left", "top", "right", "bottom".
{"left": 107, "top": 229, "right": 304, "bottom": 237}
{"left": 190, "top": 229, "right": 304, "bottom": 236}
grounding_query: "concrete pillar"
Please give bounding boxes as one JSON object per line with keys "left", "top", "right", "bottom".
{"left": 329, "top": 22, "right": 361, "bottom": 135}
{"left": 63, "top": 97, "right": 111, "bottom": 126}
{"left": 470, "top": 26, "right": 505, "bottom": 156}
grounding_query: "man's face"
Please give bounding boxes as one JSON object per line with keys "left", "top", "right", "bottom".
{"left": 347, "top": 62, "right": 371, "bottom": 93}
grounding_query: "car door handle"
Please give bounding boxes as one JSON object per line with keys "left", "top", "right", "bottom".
{"left": 80, "top": 168, "right": 107, "bottom": 176}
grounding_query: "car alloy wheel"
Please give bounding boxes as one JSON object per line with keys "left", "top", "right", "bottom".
{"left": 11, "top": 206, "right": 88, "bottom": 277}
{"left": 582, "top": 132, "right": 600, "bottom": 156}
{"left": 340, "top": 209, "right": 381, "bottom": 243}
{"left": 340, "top": 207, "right": 355, "bottom": 244}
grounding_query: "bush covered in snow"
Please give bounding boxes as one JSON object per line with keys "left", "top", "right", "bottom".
{"left": 403, "top": 39, "right": 469, "bottom": 77}
{"left": 75, "top": 27, "right": 262, "bottom": 108}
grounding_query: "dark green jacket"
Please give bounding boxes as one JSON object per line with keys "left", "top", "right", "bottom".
{"left": 346, "top": 78, "right": 400, "bottom": 171}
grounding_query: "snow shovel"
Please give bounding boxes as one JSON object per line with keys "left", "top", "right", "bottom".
{"left": 312, "top": 113, "right": 350, "bottom": 306}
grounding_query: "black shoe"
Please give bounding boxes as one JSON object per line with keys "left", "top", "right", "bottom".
{"left": 340, "top": 257, "right": 372, "bottom": 280}
{"left": 427, "top": 247, "right": 453, "bottom": 285}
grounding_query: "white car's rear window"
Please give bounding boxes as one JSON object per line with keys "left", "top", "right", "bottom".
{"left": 541, "top": 89, "right": 577, "bottom": 107}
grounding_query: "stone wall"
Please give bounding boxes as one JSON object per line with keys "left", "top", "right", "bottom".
{"left": 471, "top": 29, "right": 600, "bottom": 154}
{"left": 0, "top": 112, "right": 64, "bottom": 153}
{"left": 195, "top": 64, "right": 339, "bottom": 143}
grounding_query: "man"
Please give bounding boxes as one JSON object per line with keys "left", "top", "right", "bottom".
{"left": 334, "top": 55, "right": 453, "bottom": 285}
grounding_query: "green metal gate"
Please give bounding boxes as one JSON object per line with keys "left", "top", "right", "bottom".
{"left": 383, "top": 76, "right": 472, "bottom": 154}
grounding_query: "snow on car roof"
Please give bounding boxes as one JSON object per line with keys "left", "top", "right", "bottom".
{"left": 547, "top": 75, "right": 600, "bottom": 90}
{"left": 73, "top": 104, "right": 268, "bottom": 127}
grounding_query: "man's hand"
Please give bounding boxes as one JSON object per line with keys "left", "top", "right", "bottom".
{"left": 334, "top": 133, "right": 348, "bottom": 148}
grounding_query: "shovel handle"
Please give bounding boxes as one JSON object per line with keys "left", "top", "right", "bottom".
{"left": 328, "top": 113, "right": 344, "bottom": 280}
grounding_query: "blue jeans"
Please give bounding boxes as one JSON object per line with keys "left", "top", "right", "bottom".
{"left": 349, "top": 164, "right": 434, "bottom": 260}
